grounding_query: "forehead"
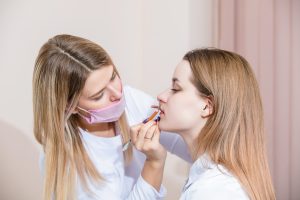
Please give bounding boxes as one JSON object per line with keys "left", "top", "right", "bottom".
{"left": 82, "top": 65, "right": 114, "bottom": 97}
{"left": 173, "top": 60, "right": 193, "bottom": 82}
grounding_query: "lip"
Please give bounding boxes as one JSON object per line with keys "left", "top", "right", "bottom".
{"left": 151, "top": 104, "right": 165, "bottom": 115}
{"left": 159, "top": 107, "right": 165, "bottom": 115}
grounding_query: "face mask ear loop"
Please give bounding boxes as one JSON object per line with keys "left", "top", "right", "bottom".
{"left": 77, "top": 106, "right": 88, "bottom": 112}
{"left": 77, "top": 106, "right": 93, "bottom": 117}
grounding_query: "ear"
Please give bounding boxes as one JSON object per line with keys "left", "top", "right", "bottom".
{"left": 72, "top": 108, "right": 78, "bottom": 114}
{"left": 66, "top": 103, "right": 78, "bottom": 115}
{"left": 201, "top": 97, "right": 213, "bottom": 118}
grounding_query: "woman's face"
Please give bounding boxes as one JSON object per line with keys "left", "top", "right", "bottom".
{"left": 77, "top": 65, "right": 122, "bottom": 111}
{"left": 157, "top": 60, "right": 208, "bottom": 136}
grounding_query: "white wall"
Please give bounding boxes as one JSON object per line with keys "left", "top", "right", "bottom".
{"left": 0, "top": 0, "right": 214, "bottom": 199}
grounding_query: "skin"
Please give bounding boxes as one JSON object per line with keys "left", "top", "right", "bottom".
{"left": 157, "top": 60, "right": 212, "bottom": 160}
{"left": 74, "top": 65, "right": 121, "bottom": 137}
{"left": 130, "top": 121, "right": 166, "bottom": 191}
{"left": 73, "top": 64, "right": 166, "bottom": 191}
{"left": 130, "top": 60, "right": 213, "bottom": 189}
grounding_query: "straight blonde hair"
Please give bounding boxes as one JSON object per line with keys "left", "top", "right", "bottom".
{"left": 33, "top": 34, "right": 132, "bottom": 200}
{"left": 184, "top": 48, "right": 275, "bottom": 200}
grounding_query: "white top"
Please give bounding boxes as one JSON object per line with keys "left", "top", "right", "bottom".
{"left": 180, "top": 154, "right": 249, "bottom": 200}
{"left": 40, "top": 85, "right": 191, "bottom": 200}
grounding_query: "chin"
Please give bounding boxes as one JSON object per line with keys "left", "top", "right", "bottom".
{"left": 158, "top": 121, "right": 168, "bottom": 131}
{"left": 158, "top": 121, "right": 176, "bottom": 133}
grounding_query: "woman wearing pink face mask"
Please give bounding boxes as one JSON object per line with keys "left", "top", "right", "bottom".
{"left": 32, "top": 34, "right": 191, "bottom": 200}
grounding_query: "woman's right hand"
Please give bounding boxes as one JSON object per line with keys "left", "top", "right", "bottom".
{"left": 130, "top": 121, "right": 167, "bottom": 166}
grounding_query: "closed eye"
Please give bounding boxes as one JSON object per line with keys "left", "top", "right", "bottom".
{"left": 93, "top": 92, "right": 104, "bottom": 101}
{"left": 171, "top": 88, "right": 180, "bottom": 92}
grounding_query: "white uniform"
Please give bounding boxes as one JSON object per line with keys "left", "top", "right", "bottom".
{"left": 40, "top": 85, "right": 191, "bottom": 200}
{"left": 180, "top": 154, "right": 249, "bottom": 200}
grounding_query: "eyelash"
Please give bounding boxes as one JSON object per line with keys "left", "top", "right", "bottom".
{"left": 93, "top": 72, "right": 117, "bottom": 101}
{"left": 171, "top": 88, "right": 180, "bottom": 93}
{"left": 93, "top": 93, "right": 104, "bottom": 101}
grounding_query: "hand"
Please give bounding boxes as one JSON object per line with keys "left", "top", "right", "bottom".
{"left": 130, "top": 121, "right": 167, "bottom": 166}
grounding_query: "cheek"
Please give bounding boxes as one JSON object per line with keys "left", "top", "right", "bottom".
{"left": 115, "top": 76, "right": 123, "bottom": 91}
{"left": 159, "top": 111, "right": 181, "bottom": 131}
{"left": 79, "top": 99, "right": 103, "bottom": 110}
{"left": 159, "top": 98, "right": 201, "bottom": 132}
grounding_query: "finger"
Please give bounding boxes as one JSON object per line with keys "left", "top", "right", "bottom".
{"left": 151, "top": 125, "right": 161, "bottom": 142}
{"left": 137, "top": 120, "right": 156, "bottom": 140}
{"left": 130, "top": 123, "right": 142, "bottom": 144}
{"left": 135, "top": 121, "right": 155, "bottom": 149}
{"left": 144, "top": 124, "right": 157, "bottom": 140}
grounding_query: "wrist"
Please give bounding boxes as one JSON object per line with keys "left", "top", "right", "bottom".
{"left": 142, "top": 158, "right": 165, "bottom": 191}
{"left": 145, "top": 154, "right": 166, "bottom": 169}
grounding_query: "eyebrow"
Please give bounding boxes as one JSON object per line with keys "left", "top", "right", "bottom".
{"left": 88, "top": 70, "right": 115, "bottom": 99}
{"left": 172, "top": 77, "right": 179, "bottom": 83}
{"left": 172, "top": 77, "right": 181, "bottom": 86}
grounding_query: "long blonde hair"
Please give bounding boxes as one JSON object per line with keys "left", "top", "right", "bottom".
{"left": 184, "top": 48, "right": 275, "bottom": 200}
{"left": 33, "top": 34, "right": 132, "bottom": 200}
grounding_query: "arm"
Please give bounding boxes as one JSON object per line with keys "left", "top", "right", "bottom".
{"left": 125, "top": 175, "right": 166, "bottom": 200}
{"left": 126, "top": 121, "right": 167, "bottom": 200}
{"left": 141, "top": 158, "right": 165, "bottom": 191}
{"left": 130, "top": 121, "right": 167, "bottom": 191}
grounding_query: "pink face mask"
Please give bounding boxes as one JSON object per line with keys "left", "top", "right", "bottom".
{"left": 77, "top": 94, "right": 126, "bottom": 124}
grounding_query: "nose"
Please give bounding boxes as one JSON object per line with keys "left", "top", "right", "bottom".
{"left": 157, "top": 89, "right": 169, "bottom": 104}
{"left": 107, "top": 83, "right": 122, "bottom": 102}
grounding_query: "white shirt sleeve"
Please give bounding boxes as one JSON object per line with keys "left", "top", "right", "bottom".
{"left": 124, "top": 85, "right": 192, "bottom": 163}
{"left": 125, "top": 175, "right": 166, "bottom": 200}
{"left": 159, "top": 131, "right": 192, "bottom": 163}
{"left": 39, "top": 150, "right": 45, "bottom": 176}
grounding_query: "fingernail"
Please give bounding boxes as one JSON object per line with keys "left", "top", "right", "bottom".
{"left": 154, "top": 116, "right": 160, "bottom": 122}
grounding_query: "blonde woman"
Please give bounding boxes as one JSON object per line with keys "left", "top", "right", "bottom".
{"left": 155, "top": 48, "right": 275, "bottom": 199}
{"left": 33, "top": 34, "right": 190, "bottom": 200}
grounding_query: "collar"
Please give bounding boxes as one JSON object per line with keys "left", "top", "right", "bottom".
{"left": 182, "top": 153, "right": 216, "bottom": 192}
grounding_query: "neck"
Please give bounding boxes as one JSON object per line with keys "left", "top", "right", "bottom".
{"left": 181, "top": 133, "right": 198, "bottom": 162}
{"left": 78, "top": 118, "right": 116, "bottom": 137}
{"left": 179, "top": 124, "right": 205, "bottom": 162}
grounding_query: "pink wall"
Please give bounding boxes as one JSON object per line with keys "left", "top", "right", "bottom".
{"left": 218, "top": 0, "right": 300, "bottom": 199}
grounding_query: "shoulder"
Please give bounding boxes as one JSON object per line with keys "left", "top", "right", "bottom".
{"left": 186, "top": 167, "right": 249, "bottom": 200}
{"left": 124, "top": 85, "right": 154, "bottom": 102}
